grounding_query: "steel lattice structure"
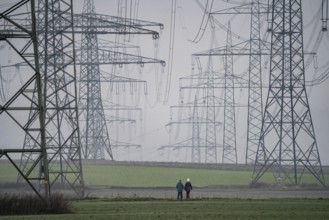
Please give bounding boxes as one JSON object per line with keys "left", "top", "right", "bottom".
{"left": 79, "top": 0, "right": 112, "bottom": 160}
{"left": 160, "top": 95, "right": 223, "bottom": 163}
{"left": 191, "top": 97, "right": 201, "bottom": 163}
{"left": 2, "top": 0, "right": 164, "bottom": 162}
{"left": 208, "top": 1, "right": 269, "bottom": 164}
{"left": 164, "top": 18, "right": 245, "bottom": 163}
{"left": 252, "top": 0, "right": 325, "bottom": 186}
{"left": 246, "top": 0, "right": 263, "bottom": 164}
{"left": 186, "top": 19, "right": 239, "bottom": 164}
{"left": 161, "top": 18, "right": 224, "bottom": 163}
{"left": 0, "top": 0, "right": 50, "bottom": 203}
{"left": 205, "top": 21, "right": 218, "bottom": 163}
{"left": 222, "top": 22, "right": 237, "bottom": 164}
{"left": 78, "top": 0, "right": 164, "bottom": 160}
{"left": 17, "top": 0, "right": 84, "bottom": 196}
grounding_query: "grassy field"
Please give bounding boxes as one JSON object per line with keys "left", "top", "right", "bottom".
{"left": 84, "top": 164, "right": 255, "bottom": 187}
{"left": 1, "top": 162, "right": 329, "bottom": 219}
{"left": 1, "top": 161, "right": 329, "bottom": 187}
{"left": 83, "top": 164, "right": 329, "bottom": 187}
{"left": 1, "top": 198, "right": 329, "bottom": 220}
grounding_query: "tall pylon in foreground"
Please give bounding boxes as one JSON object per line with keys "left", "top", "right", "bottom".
{"left": 0, "top": 0, "right": 51, "bottom": 203}
{"left": 18, "top": 0, "right": 84, "bottom": 196}
{"left": 252, "top": 0, "right": 325, "bottom": 186}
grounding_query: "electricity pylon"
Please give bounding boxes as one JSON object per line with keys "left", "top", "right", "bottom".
{"left": 77, "top": 0, "right": 164, "bottom": 160}
{"left": 0, "top": 0, "right": 50, "bottom": 203}
{"left": 222, "top": 22, "right": 237, "bottom": 164}
{"left": 205, "top": 22, "right": 218, "bottom": 163}
{"left": 176, "top": 56, "right": 248, "bottom": 164}
{"left": 3, "top": 0, "right": 165, "bottom": 162}
{"left": 252, "top": 0, "right": 325, "bottom": 186}
{"left": 160, "top": 96, "right": 222, "bottom": 163}
{"left": 191, "top": 97, "right": 201, "bottom": 163}
{"left": 165, "top": 17, "right": 227, "bottom": 163}
{"left": 163, "top": 19, "right": 224, "bottom": 163}
{"left": 211, "top": 0, "right": 266, "bottom": 164}
{"left": 79, "top": 0, "right": 112, "bottom": 160}
{"left": 189, "top": 19, "right": 239, "bottom": 164}
{"left": 17, "top": 0, "right": 84, "bottom": 196}
{"left": 246, "top": 0, "right": 263, "bottom": 164}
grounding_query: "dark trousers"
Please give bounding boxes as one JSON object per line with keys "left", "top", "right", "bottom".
{"left": 186, "top": 191, "right": 190, "bottom": 199}
{"left": 177, "top": 191, "right": 183, "bottom": 199}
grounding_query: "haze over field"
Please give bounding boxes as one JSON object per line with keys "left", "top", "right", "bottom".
{"left": 0, "top": 0, "right": 328, "bottom": 165}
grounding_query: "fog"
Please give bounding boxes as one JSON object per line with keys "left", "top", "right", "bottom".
{"left": 1, "top": 0, "right": 329, "bottom": 165}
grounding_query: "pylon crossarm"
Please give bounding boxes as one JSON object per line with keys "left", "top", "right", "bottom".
{"left": 192, "top": 40, "right": 271, "bottom": 57}
{"left": 77, "top": 48, "right": 166, "bottom": 66}
{"left": 110, "top": 140, "right": 141, "bottom": 149}
{"left": 90, "top": 13, "right": 164, "bottom": 29}
{"left": 0, "top": 11, "right": 163, "bottom": 38}
{"left": 211, "top": 2, "right": 269, "bottom": 15}
{"left": 74, "top": 13, "right": 162, "bottom": 38}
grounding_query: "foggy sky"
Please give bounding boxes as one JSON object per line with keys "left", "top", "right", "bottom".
{"left": 1, "top": 0, "right": 329, "bottom": 165}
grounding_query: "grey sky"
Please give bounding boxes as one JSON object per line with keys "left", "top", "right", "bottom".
{"left": 1, "top": 0, "right": 329, "bottom": 164}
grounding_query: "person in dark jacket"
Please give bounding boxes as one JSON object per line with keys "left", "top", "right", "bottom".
{"left": 176, "top": 180, "right": 184, "bottom": 200}
{"left": 184, "top": 178, "right": 192, "bottom": 199}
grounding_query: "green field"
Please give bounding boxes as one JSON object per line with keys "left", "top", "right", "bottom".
{"left": 84, "top": 164, "right": 256, "bottom": 187}
{"left": 1, "top": 162, "right": 329, "bottom": 219}
{"left": 1, "top": 198, "right": 329, "bottom": 220}
{"left": 1, "top": 162, "right": 329, "bottom": 187}
{"left": 83, "top": 164, "right": 329, "bottom": 187}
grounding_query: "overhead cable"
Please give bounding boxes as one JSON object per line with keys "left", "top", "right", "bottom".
{"left": 162, "top": 0, "right": 177, "bottom": 104}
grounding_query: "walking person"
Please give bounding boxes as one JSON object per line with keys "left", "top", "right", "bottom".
{"left": 176, "top": 179, "right": 184, "bottom": 200}
{"left": 184, "top": 178, "right": 193, "bottom": 199}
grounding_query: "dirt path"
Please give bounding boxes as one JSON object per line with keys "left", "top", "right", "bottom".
{"left": 2, "top": 184, "right": 328, "bottom": 199}
{"left": 85, "top": 186, "right": 329, "bottom": 199}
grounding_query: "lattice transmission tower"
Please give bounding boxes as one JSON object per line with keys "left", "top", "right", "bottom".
{"left": 210, "top": 0, "right": 269, "bottom": 164}
{"left": 161, "top": 17, "right": 225, "bottom": 163}
{"left": 0, "top": 0, "right": 77, "bottom": 202}
{"left": 77, "top": 0, "right": 165, "bottom": 160}
{"left": 252, "top": 0, "right": 325, "bottom": 186}
{"left": 204, "top": 22, "right": 218, "bottom": 163}
{"left": 15, "top": 0, "right": 84, "bottom": 196}
{"left": 191, "top": 97, "right": 201, "bottom": 163}
{"left": 79, "top": 0, "right": 112, "bottom": 160}
{"left": 245, "top": 0, "right": 264, "bottom": 164}
{"left": 190, "top": 19, "right": 240, "bottom": 163}
{"left": 222, "top": 22, "right": 237, "bottom": 164}
{"left": 165, "top": 16, "right": 247, "bottom": 163}
{"left": 160, "top": 95, "right": 223, "bottom": 163}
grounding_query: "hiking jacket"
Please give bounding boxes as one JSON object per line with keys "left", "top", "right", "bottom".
{"left": 176, "top": 181, "right": 184, "bottom": 192}
{"left": 184, "top": 181, "right": 192, "bottom": 192}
